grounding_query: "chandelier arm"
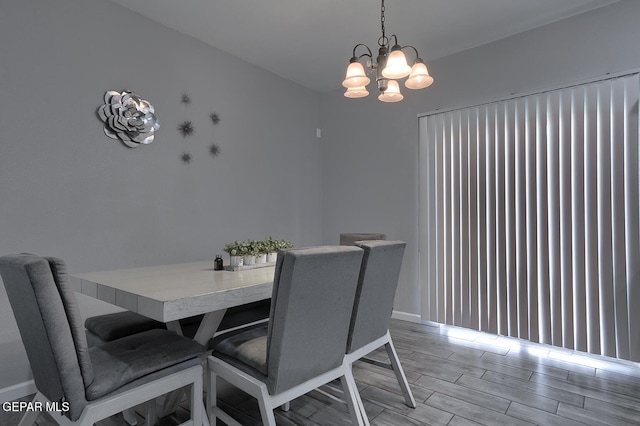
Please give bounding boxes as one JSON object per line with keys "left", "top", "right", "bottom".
{"left": 401, "top": 45, "right": 422, "bottom": 62}
{"left": 352, "top": 43, "right": 373, "bottom": 60}
{"left": 388, "top": 34, "right": 399, "bottom": 48}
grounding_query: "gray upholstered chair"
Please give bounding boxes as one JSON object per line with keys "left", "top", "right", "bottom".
{"left": 0, "top": 254, "right": 204, "bottom": 426}
{"left": 206, "top": 246, "right": 368, "bottom": 426}
{"left": 346, "top": 240, "right": 416, "bottom": 409}
{"left": 340, "top": 233, "right": 386, "bottom": 246}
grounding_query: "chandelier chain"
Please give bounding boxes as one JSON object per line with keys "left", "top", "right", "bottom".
{"left": 380, "top": 0, "right": 386, "bottom": 40}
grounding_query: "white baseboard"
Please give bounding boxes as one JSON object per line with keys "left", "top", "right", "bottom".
{"left": 391, "top": 310, "right": 422, "bottom": 323}
{"left": 0, "top": 380, "right": 35, "bottom": 403}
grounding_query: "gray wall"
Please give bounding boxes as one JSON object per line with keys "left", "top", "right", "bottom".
{"left": 0, "top": 0, "right": 322, "bottom": 271}
{"left": 0, "top": 0, "right": 322, "bottom": 395}
{"left": 319, "top": 0, "right": 640, "bottom": 317}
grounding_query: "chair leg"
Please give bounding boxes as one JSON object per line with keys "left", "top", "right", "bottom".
{"left": 207, "top": 370, "right": 241, "bottom": 426}
{"left": 257, "top": 387, "right": 277, "bottom": 426}
{"left": 17, "top": 394, "right": 41, "bottom": 426}
{"left": 340, "top": 368, "right": 369, "bottom": 426}
{"left": 190, "top": 375, "right": 203, "bottom": 426}
{"left": 385, "top": 339, "right": 416, "bottom": 408}
{"left": 280, "top": 401, "right": 290, "bottom": 411}
{"left": 207, "top": 369, "right": 217, "bottom": 426}
{"left": 18, "top": 411, "right": 39, "bottom": 426}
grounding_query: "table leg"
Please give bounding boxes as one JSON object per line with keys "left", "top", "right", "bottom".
{"left": 159, "top": 309, "right": 227, "bottom": 419}
{"left": 165, "top": 320, "right": 183, "bottom": 336}
{"left": 193, "top": 310, "right": 227, "bottom": 346}
{"left": 122, "top": 408, "right": 138, "bottom": 425}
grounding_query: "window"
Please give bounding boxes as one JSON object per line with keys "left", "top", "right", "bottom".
{"left": 419, "top": 73, "right": 640, "bottom": 361}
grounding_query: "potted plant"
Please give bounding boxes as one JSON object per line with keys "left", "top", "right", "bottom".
{"left": 223, "top": 241, "right": 243, "bottom": 268}
{"left": 241, "top": 240, "right": 258, "bottom": 266}
{"left": 278, "top": 239, "right": 294, "bottom": 251}
{"left": 264, "top": 236, "right": 279, "bottom": 262}
{"left": 254, "top": 240, "right": 268, "bottom": 264}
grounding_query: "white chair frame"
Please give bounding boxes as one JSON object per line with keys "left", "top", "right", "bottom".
{"left": 18, "top": 365, "right": 203, "bottom": 426}
{"left": 207, "top": 356, "right": 367, "bottom": 426}
{"left": 346, "top": 330, "right": 416, "bottom": 410}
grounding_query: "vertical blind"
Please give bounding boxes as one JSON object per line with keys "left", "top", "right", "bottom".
{"left": 419, "top": 73, "right": 640, "bottom": 361}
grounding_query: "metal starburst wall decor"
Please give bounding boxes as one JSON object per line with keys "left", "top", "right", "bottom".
{"left": 209, "top": 144, "right": 220, "bottom": 157}
{"left": 178, "top": 120, "right": 195, "bottom": 138}
{"left": 181, "top": 152, "right": 192, "bottom": 164}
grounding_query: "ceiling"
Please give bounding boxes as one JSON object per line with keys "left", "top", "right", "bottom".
{"left": 108, "top": 0, "right": 618, "bottom": 94}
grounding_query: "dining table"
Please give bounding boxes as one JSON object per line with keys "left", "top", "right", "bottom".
{"left": 69, "top": 260, "right": 276, "bottom": 425}
{"left": 70, "top": 260, "right": 276, "bottom": 346}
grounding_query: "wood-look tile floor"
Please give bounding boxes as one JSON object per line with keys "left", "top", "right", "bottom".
{"left": 5, "top": 319, "right": 640, "bottom": 425}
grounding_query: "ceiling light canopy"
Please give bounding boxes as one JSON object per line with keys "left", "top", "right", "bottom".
{"left": 342, "top": 0, "right": 434, "bottom": 103}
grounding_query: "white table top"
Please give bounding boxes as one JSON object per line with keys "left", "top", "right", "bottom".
{"left": 70, "top": 261, "right": 275, "bottom": 323}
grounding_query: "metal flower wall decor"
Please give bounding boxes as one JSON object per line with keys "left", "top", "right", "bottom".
{"left": 97, "top": 90, "right": 160, "bottom": 148}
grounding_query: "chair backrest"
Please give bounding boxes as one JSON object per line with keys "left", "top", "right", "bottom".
{"left": 0, "top": 254, "right": 90, "bottom": 420}
{"left": 266, "top": 246, "right": 364, "bottom": 394}
{"left": 339, "top": 233, "right": 386, "bottom": 246}
{"left": 347, "top": 240, "right": 406, "bottom": 354}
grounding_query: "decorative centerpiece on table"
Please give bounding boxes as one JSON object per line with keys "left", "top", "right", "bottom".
{"left": 223, "top": 237, "right": 293, "bottom": 271}
{"left": 264, "top": 237, "right": 278, "bottom": 263}
{"left": 223, "top": 241, "right": 243, "bottom": 268}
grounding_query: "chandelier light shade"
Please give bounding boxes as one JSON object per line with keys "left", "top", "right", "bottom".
{"left": 342, "top": 0, "right": 433, "bottom": 102}
{"left": 342, "top": 61, "right": 371, "bottom": 88}
{"left": 382, "top": 47, "right": 411, "bottom": 79}
{"left": 405, "top": 60, "right": 434, "bottom": 90}
{"left": 344, "top": 86, "right": 370, "bottom": 98}
{"left": 378, "top": 80, "right": 404, "bottom": 102}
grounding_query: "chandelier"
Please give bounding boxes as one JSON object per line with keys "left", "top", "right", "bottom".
{"left": 342, "top": 0, "right": 434, "bottom": 102}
